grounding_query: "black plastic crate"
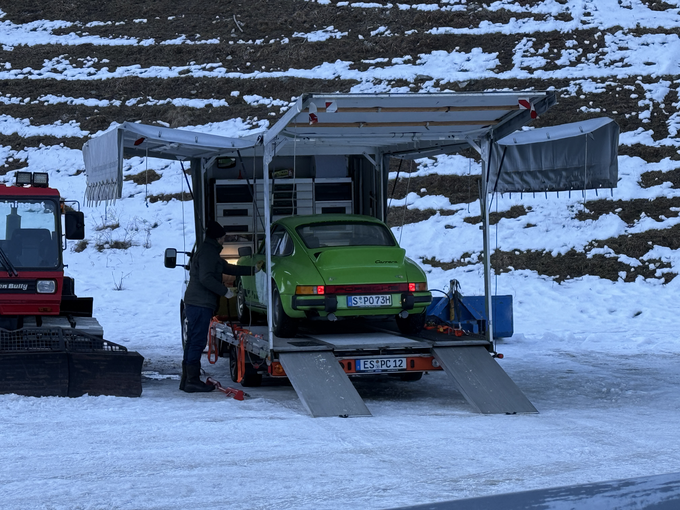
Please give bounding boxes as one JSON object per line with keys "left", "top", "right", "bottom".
{"left": 0, "top": 327, "right": 128, "bottom": 353}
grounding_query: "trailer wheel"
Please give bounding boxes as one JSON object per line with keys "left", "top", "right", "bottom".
{"left": 396, "top": 311, "right": 426, "bottom": 336}
{"left": 229, "top": 345, "right": 263, "bottom": 387}
{"left": 272, "top": 285, "right": 298, "bottom": 338}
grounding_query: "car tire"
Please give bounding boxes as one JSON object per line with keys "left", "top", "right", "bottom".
{"left": 236, "top": 279, "right": 251, "bottom": 324}
{"left": 272, "top": 285, "right": 298, "bottom": 338}
{"left": 229, "top": 345, "right": 263, "bottom": 387}
{"left": 396, "top": 311, "right": 426, "bottom": 336}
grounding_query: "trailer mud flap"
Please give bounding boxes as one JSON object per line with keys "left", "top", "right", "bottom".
{"left": 279, "top": 351, "right": 371, "bottom": 418}
{"left": 432, "top": 346, "right": 537, "bottom": 414}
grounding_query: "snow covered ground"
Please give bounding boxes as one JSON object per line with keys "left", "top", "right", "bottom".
{"left": 3, "top": 2, "right": 680, "bottom": 509}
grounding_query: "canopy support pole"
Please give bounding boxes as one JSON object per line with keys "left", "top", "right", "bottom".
{"left": 480, "top": 137, "right": 495, "bottom": 349}
{"left": 463, "top": 137, "right": 497, "bottom": 348}
{"left": 263, "top": 142, "right": 274, "bottom": 350}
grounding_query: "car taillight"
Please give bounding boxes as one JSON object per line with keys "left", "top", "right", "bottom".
{"left": 409, "top": 282, "right": 427, "bottom": 292}
{"left": 295, "top": 285, "right": 325, "bottom": 295}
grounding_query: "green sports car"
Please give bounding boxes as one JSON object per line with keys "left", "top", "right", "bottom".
{"left": 236, "top": 214, "right": 432, "bottom": 337}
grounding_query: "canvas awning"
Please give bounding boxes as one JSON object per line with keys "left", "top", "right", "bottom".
{"left": 82, "top": 122, "right": 257, "bottom": 205}
{"left": 264, "top": 92, "right": 556, "bottom": 158}
{"left": 82, "top": 92, "right": 559, "bottom": 204}
{"left": 488, "top": 117, "right": 620, "bottom": 194}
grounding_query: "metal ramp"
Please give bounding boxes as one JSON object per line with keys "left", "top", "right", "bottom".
{"left": 279, "top": 351, "right": 371, "bottom": 418}
{"left": 433, "top": 346, "right": 537, "bottom": 414}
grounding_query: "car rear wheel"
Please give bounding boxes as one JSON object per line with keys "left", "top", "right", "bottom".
{"left": 272, "top": 285, "right": 298, "bottom": 338}
{"left": 396, "top": 311, "right": 426, "bottom": 336}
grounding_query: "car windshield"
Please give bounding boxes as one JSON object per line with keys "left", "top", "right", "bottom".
{"left": 0, "top": 198, "right": 60, "bottom": 269}
{"left": 297, "top": 222, "right": 396, "bottom": 249}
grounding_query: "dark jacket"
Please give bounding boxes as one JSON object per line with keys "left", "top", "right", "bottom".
{"left": 183, "top": 237, "right": 252, "bottom": 311}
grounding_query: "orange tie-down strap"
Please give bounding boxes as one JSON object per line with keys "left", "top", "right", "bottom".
{"left": 207, "top": 317, "right": 255, "bottom": 384}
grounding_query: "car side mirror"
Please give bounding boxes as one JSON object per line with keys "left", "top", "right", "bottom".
{"left": 164, "top": 248, "right": 177, "bottom": 268}
{"left": 64, "top": 211, "right": 85, "bottom": 240}
{"left": 238, "top": 246, "right": 252, "bottom": 257}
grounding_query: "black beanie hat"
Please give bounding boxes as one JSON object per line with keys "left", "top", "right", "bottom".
{"left": 206, "top": 220, "right": 226, "bottom": 239}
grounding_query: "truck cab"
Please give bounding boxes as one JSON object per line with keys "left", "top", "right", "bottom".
{"left": 0, "top": 171, "right": 86, "bottom": 330}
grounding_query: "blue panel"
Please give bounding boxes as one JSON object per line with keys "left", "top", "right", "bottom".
{"left": 426, "top": 294, "right": 514, "bottom": 338}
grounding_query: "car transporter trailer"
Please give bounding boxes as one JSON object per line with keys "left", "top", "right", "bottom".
{"left": 82, "top": 91, "right": 619, "bottom": 416}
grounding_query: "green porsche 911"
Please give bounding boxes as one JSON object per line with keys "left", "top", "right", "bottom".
{"left": 235, "top": 214, "right": 432, "bottom": 338}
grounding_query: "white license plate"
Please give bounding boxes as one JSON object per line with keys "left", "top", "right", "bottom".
{"left": 347, "top": 295, "right": 392, "bottom": 307}
{"left": 356, "top": 358, "right": 406, "bottom": 372}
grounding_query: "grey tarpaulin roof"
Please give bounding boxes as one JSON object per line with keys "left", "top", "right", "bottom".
{"left": 82, "top": 122, "right": 256, "bottom": 204}
{"left": 264, "top": 91, "right": 556, "bottom": 158}
{"left": 487, "top": 117, "right": 620, "bottom": 194}
{"left": 82, "top": 91, "right": 597, "bottom": 204}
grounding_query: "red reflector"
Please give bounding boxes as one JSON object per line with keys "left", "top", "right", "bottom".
{"left": 408, "top": 283, "right": 416, "bottom": 292}
{"left": 316, "top": 285, "right": 325, "bottom": 295}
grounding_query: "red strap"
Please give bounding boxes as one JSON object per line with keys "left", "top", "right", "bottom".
{"left": 207, "top": 317, "right": 220, "bottom": 364}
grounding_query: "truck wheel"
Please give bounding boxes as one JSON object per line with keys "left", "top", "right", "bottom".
{"left": 272, "top": 285, "right": 298, "bottom": 338}
{"left": 396, "top": 311, "right": 426, "bottom": 336}
{"left": 229, "top": 345, "right": 263, "bottom": 387}
{"left": 180, "top": 302, "right": 188, "bottom": 349}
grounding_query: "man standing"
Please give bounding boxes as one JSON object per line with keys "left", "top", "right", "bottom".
{"left": 181, "top": 220, "right": 256, "bottom": 393}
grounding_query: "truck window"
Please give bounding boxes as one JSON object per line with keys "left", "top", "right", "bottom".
{"left": 0, "top": 199, "right": 60, "bottom": 268}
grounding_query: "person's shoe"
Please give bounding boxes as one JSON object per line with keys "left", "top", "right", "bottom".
{"left": 179, "top": 362, "right": 187, "bottom": 391}
{"left": 183, "top": 363, "right": 215, "bottom": 393}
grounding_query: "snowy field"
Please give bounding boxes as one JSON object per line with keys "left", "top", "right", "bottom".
{"left": 3, "top": 2, "right": 680, "bottom": 509}
{"left": 3, "top": 135, "right": 680, "bottom": 510}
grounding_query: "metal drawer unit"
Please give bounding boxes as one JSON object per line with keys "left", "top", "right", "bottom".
{"left": 254, "top": 179, "right": 313, "bottom": 221}
{"left": 214, "top": 181, "right": 257, "bottom": 235}
{"left": 314, "top": 178, "right": 353, "bottom": 214}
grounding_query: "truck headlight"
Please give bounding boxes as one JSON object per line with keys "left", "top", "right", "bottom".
{"left": 37, "top": 280, "right": 56, "bottom": 294}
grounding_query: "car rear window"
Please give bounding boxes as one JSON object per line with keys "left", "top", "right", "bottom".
{"left": 296, "top": 222, "right": 396, "bottom": 248}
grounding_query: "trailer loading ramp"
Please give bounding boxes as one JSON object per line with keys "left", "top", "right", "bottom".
{"left": 225, "top": 324, "right": 536, "bottom": 416}
{"left": 279, "top": 350, "right": 371, "bottom": 418}
{"left": 432, "top": 346, "right": 537, "bottom": 414}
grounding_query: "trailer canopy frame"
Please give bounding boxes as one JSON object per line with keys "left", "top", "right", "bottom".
{"left": 82, "top": 91, "right": 619, "bottom": 350}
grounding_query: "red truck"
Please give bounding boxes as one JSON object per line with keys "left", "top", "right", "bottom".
{"left": 0, "top": 171, "right": 142, "bottom": 397}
